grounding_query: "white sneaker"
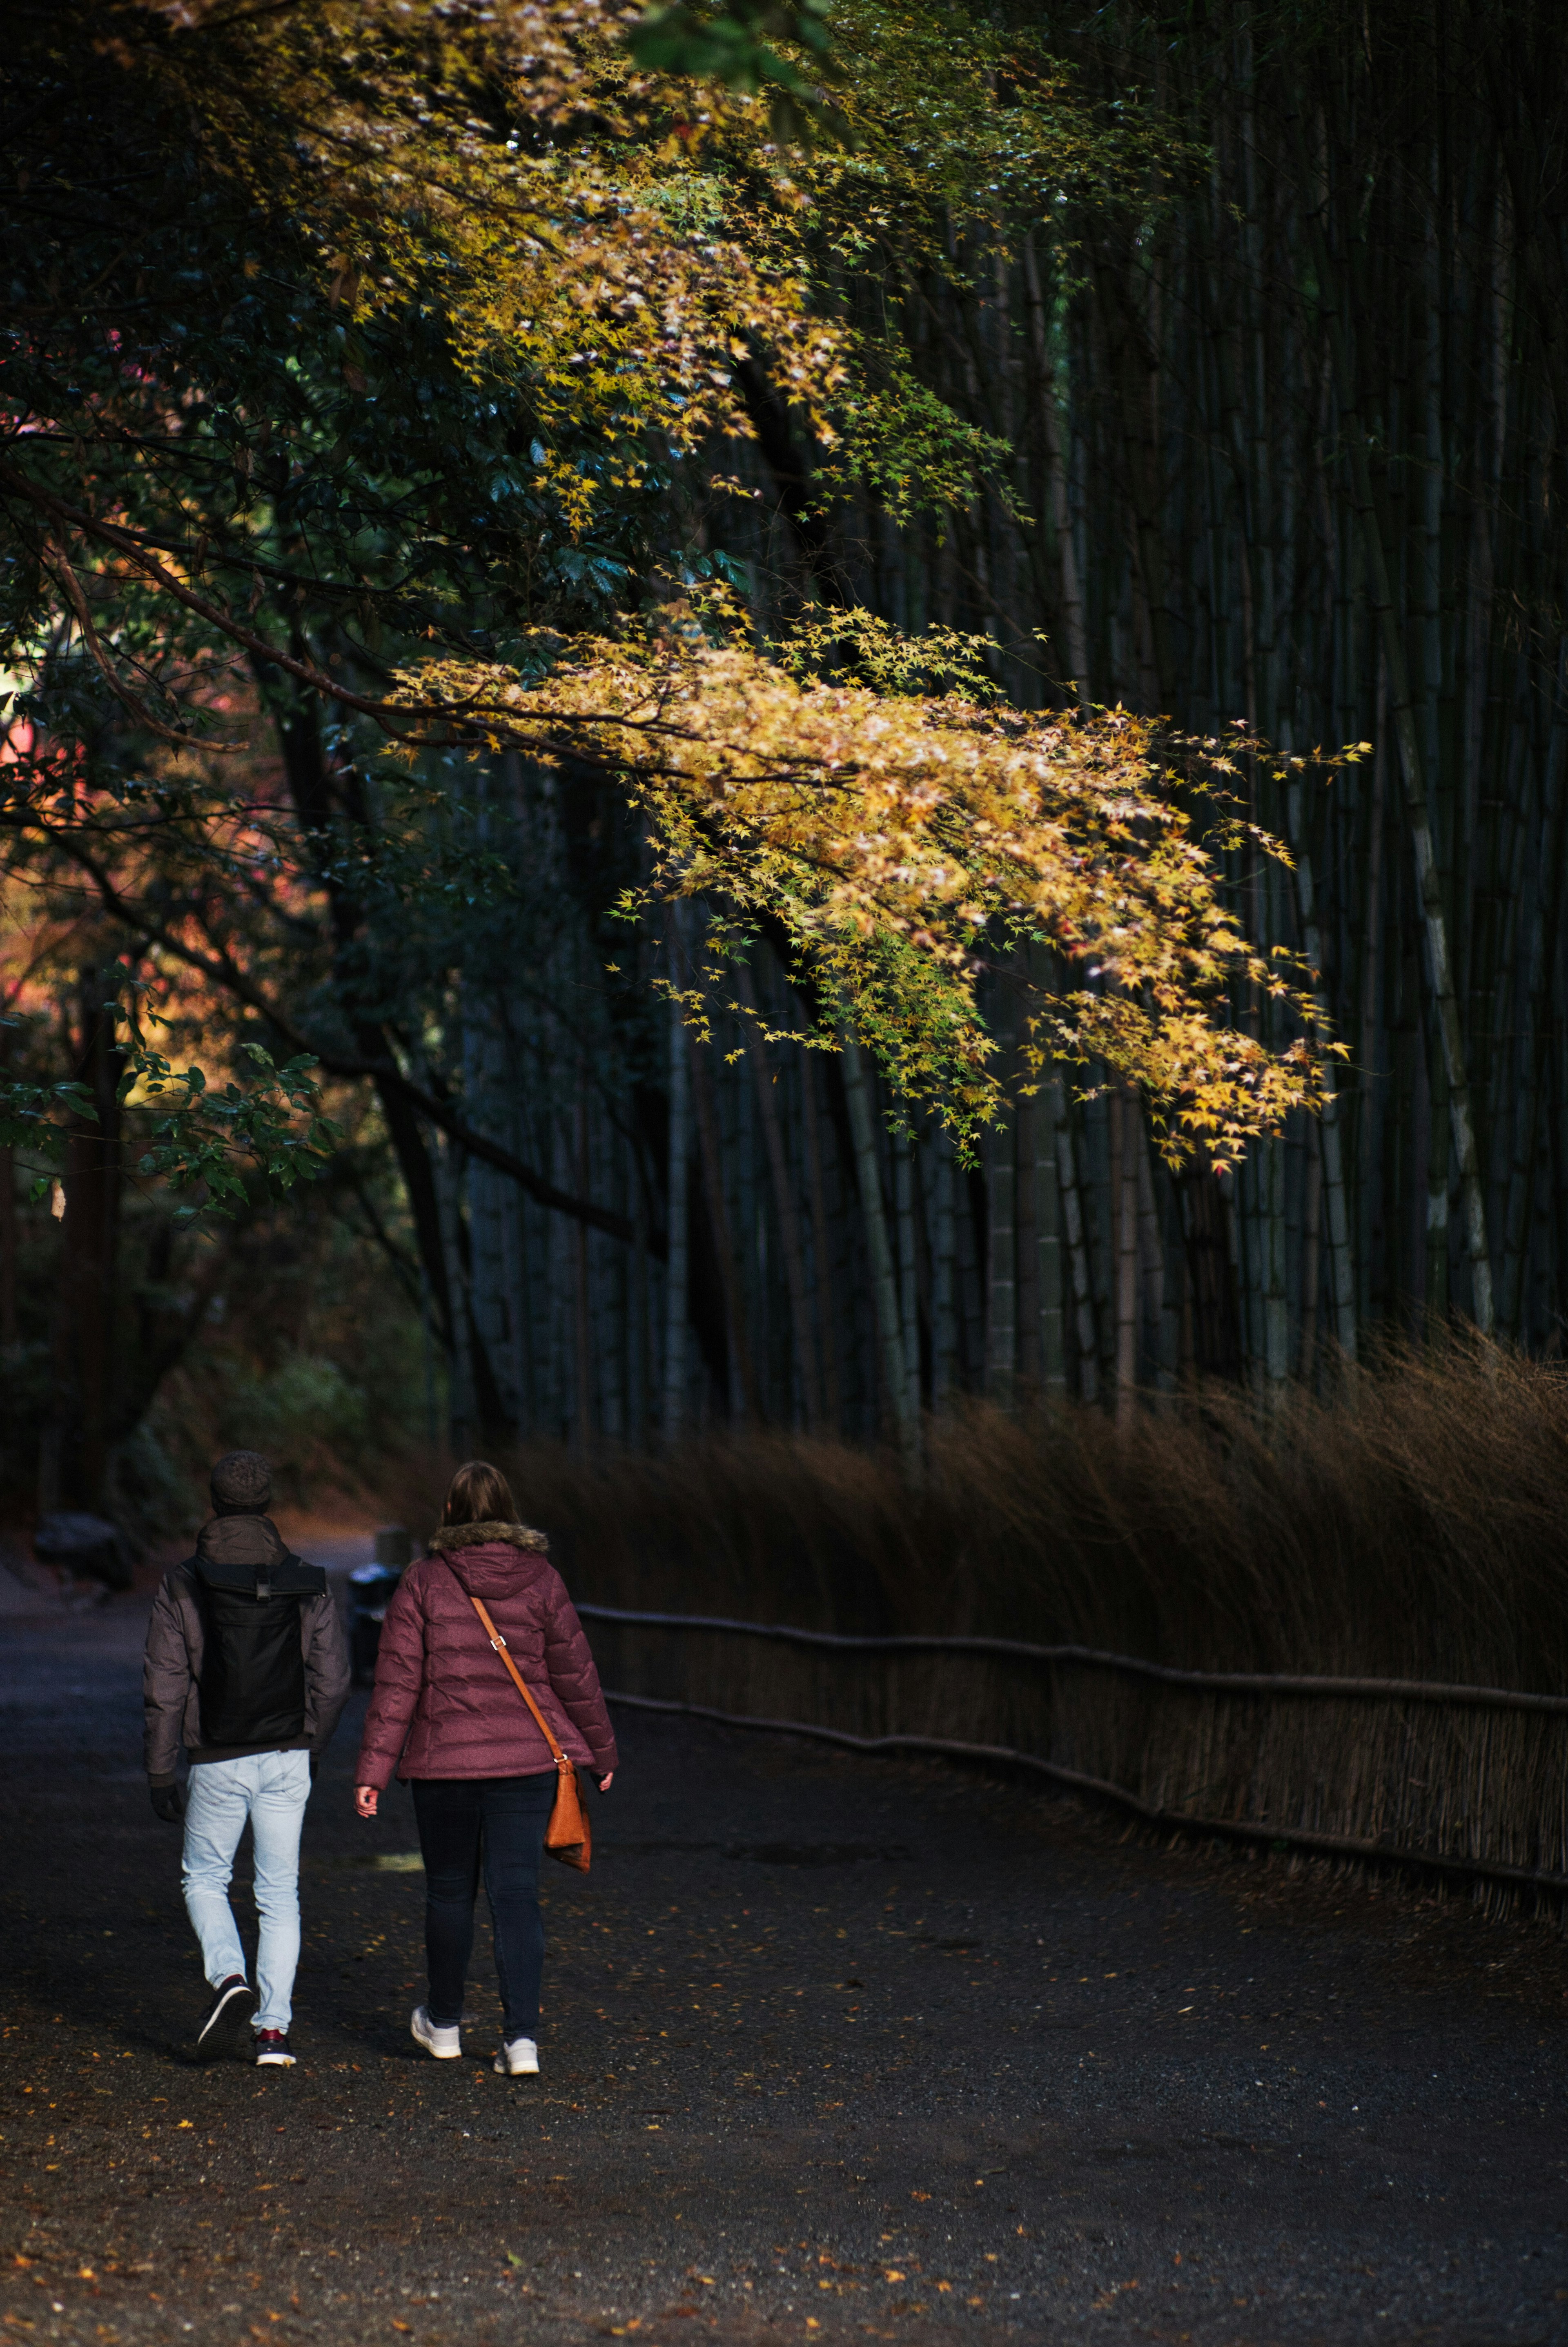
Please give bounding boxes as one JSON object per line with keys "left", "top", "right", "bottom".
{"left": 494, "top": 2035, "right": 539, "bottom": 2076}
{"left": 410, "top": 2004, "right": 461, "bottom": 2060}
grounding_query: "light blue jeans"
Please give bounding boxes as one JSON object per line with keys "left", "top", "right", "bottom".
{"left": 182, "top": 1750, "right": 311, "bottom": 2033}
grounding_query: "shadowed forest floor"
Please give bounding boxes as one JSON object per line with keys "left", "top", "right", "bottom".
{"left": 2, "top": 1583, "right": 1567, "bottom": 2346}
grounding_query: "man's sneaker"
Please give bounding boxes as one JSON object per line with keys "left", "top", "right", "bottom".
{"left": 196, "top": 1974, "right": 253, "bottom": 2046}
{"left": 410, "top": 2004, "right": 461, "bottom": 2060}
{"left": 494, "top": 2035, "right": 539, "bottom": 2077}
{"left": 254, "top": 2030, "right": 295, "bottom": 2068}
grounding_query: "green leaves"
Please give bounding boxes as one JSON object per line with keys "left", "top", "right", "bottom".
{"left": 0, "top": 1079, "right": 97, "bottom": 1155}
{"left": 627, "top": 0, "right": 843, "bottom": 141}
{"left": 0, "top": 1040, "right": 338, "bottom": 1223}
{"left": 133, "top": 1046, "right": 342, "bottom": 1223}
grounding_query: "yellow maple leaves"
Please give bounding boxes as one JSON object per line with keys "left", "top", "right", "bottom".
{"left": 136, "top": 0, "right": 845, "bottom": 519}
{"left": 395, "top": 616, "right": 1339, "bottom": 1165}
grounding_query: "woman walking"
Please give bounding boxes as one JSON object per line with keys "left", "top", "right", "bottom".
{"left": 353, "top": 1461, "right": 617, "bottom": 2076}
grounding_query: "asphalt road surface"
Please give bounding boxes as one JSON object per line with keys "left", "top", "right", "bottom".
{"left": 3, "top": 1588, "right": 1567, "bottom": 2347}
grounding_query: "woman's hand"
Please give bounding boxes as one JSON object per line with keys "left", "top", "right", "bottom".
{"left": 597, "top": 1771, "right": 614, "bottom": 1793}
{"left": 354, "top": 1784, "right": 379, "bottom": 1819}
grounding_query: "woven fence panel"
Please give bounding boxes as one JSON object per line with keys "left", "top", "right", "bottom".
{"left": 583, "top": 1615, "right": 1568, "bottom": 1891}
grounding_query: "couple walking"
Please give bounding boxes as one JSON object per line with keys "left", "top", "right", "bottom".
{"left": 143, "top": 1453, "right": 617, "bottom": 2071}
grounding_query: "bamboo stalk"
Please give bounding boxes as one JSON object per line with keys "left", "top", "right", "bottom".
{"left": 1134, "top": 1108, "right": 1165, "bottom": 1391}
{"left": 573, "top": 1089, "right": 593, "bottom": 1455}
{"left": 1299, "top": 1114, "right": 1323, "bottom": 1386}
{"left": 1500, "top": 639, "right": 1568, "bottom": 1334}
{"left": 735, "top": 961, "right": 824, "bottom": 1424}
{"left": 690, "top": 1031, "right": 760, "bottom": 1421}
{"left": 800, "top": 1046, "right": 842, "bottom": 1429}
{"left": 1114, "top": 1089, "right": 1138, "bottom": 1417}
{"left": 840, "top": 1033, "right": 919, "bottom": 1470}
{"left": 1035, "top": 1081, "right": 1066, "bottom": 1392}
{"left": 662, "top": 978, "right": 690, "bottom": 1443}
{"left": 1054, "top": 1088, "right": 1100, "bottom": 1403}
{"left": 432, "top": 1126, "right": 475, "bottom": 1454}
{"left": 895, "top": 1138, "right": 922, "bottom": 1427}
{"left": 986, "top": 1107, "right": 1017, "bottom": 1410}
{"left": 931, "top": 1129, "right": 958, "bottom": 1408}
{"left": 1287, "top": 781, "right": 1358, "bottom": 1358}
{"left": 1022, "top": 233, "right": 1091, "bottom": 704}
{"left": 1296, "top": 154, "right": 1496, "bottom": 1332}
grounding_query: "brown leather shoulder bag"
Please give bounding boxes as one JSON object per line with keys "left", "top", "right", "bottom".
{"left": 463, "top": 1586, "right": 592, "bottom": 1873}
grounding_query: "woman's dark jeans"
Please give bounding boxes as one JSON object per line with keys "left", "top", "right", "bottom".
{"left": 410, "top": 1772, "right": 556, "bottom": 2041}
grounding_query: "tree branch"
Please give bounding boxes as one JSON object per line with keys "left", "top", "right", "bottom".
{"left": 35, "top": 822, "right": 657, "bottom": 1250}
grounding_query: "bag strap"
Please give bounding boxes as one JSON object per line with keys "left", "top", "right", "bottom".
{"left": 462, "top": 1584, "right": 571, "bottom": 1772}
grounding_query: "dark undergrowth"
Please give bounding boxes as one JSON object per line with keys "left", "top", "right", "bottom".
{"left": 368, "top": 1333, "right": 1568, "bottom": 1697}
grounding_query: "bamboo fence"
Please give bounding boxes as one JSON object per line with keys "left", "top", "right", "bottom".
{"left": 581, "top": 1605, "right": 1568, "bottom": 1910}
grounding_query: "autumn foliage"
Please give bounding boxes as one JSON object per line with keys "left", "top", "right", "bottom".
{"left": 404, "top": 618, "right": 1341, "bottom": 1163}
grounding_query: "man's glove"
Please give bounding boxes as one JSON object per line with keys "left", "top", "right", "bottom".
{"left": 150, "top": 1782, "right": 185, "bottom": 1824}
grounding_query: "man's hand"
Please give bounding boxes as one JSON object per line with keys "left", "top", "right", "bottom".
{"left": 150, "top": 1782, "right": 185, "bottom": 1824}
{"left": 597, "top": 1771, "right": 614, "bottom": 1793}
{"left": 354, "top": 1784, "right": 379, "bottom": 1819}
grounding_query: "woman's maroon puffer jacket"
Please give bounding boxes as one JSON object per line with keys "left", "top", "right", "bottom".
{"left": 354, "top": 1522, "right": 618, "bottom": 1788}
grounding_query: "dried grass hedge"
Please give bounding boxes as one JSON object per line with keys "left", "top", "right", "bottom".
{"left": 372, "top": 1338, "right": 1568, "bottom": 1911}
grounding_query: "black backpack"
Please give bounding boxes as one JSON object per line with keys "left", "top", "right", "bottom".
{"left": 191, "top": 1549, "right": 326, "bottom": 1748}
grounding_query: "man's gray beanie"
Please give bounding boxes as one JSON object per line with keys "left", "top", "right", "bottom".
{"left": 210, "top": 1450, "right": 272, "bottom": 1514}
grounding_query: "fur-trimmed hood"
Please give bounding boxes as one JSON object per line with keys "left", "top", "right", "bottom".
{"left": 428, "top": 1519, "right": 549, "bottom": 1555}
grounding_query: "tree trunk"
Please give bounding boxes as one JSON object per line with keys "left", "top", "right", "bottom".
{"left": 1179, "top": 1154, "right": 1243, "bottom": 1382}
{"left": 45, "top": 970, "right": 124, "bottom": 1516}
{"left": 0, "top": 1144, "right": 16, "bottom": 1349}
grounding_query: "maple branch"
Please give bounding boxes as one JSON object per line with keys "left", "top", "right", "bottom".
{"left": 38, "top": 542, "right": 238, "bottom": 749}
{"left": 31, "top": 824, "right": 655, "bottom": 1250}
{"left": 0, "top": 461, "right": 466, "bottom": 744}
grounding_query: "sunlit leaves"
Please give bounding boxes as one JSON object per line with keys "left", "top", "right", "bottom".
{"left": 392, "top": 618, "right": 1335, "bottom": 1166}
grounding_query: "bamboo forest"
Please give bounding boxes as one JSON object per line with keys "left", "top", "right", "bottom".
{"left": 3, "top": 0, "right": 1567, "bottom": 1517}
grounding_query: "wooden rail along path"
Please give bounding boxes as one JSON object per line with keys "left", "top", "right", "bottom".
{"left": 580, "top": 1607, "right": 1568, "bottom": 1907}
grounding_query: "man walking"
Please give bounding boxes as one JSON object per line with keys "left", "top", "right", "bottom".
{"left": 143, "top": 1452, "right": 349, "bottom": 2066}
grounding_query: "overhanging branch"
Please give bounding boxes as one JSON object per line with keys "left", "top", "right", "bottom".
{"left": 33, "top": 825, "right": 658, "bottom": 1253}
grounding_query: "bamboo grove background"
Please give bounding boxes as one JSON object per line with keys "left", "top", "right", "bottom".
{"left": 425, "top": 0, "right": 1568, "bottom": 1457}
{"left": 9, "top": 0, "right": 1568, "bottom": 1507}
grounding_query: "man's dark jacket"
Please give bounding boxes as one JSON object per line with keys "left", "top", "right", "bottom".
{"left": 143, "top": 1514, "right": 350, "bottom": 1788}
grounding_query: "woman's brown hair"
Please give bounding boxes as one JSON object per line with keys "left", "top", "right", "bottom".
{"left": 441, "top": 1459, "right": 519, "bottom": 1528}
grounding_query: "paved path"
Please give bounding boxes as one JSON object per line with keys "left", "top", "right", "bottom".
{"left": 2, "top": 1595, "right": 1567, "bottom": 2347}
